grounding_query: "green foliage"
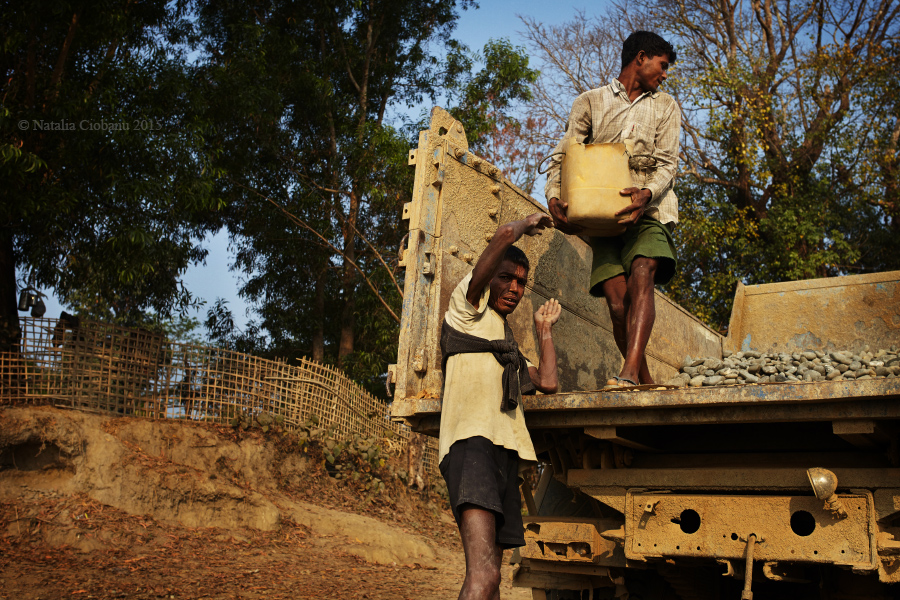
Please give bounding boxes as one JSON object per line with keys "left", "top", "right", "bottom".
{"left": 0, "top": 0, "right": 223, "bottom": 345}
{"left": 230, "top": 410, "right": 284, "bottom": 434}
{"left": 446, "top": 38, "right": 539, "bottom": 152}
{"left": 281, "top": 415, "right": 397, "bottom": 501}
{"left": 194, "top": 0, "right": 534, "bottom": 397}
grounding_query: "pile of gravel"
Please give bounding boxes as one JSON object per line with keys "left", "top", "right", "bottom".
{"left": 665, "top": 347, "right": 900, "bottom": 388}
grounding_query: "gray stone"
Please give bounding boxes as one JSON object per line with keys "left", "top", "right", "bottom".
{"left": 739, "top": 370, "right": 759, "bottom": 383}
{"left": 703, "top": 376, "right": 724, "bottom": 386}
{"left": 831, "top": 352, "right": 852, "bottom": 365}
{"left": 856, "top": 368, "right": 874, "bottom": 378}
{"left": 683, "top": 366, "right": 699, "bottom": 376}
{"left": 689, "top": 375, "right": 705, "bottom": 387}
{"left": 724, "top": 371, "right": 740, "bottom": 379}
{"left": 691, "top": 358, "right": 706, "bottom": 367}
{"left": 838, "top": 364, "right": 849, "bottom": 373}
{"left": 744, "top": 351, "right": 761, "bottom": 359}
{"left": 774, "top": 374, "right": 787, "bottom": 383}
{"left": 722, "top": 378, "right": 738, "bottom": 385}
{"left": 815, "top": 351, "right": 825, "bottom": 359}
{"left": 682, "top": 356, "right": 695, "bottom": 369}
{"left": 792, "top": 353, "right": 802, "bottom": 361}
{"left": 803, "top": 371, "right": 815, "bottom": 382}
{"left": 849, "top": 361, "right": 862, "bottom": 371}
{"left": 886, "top": 358, "right": 899, "bottom": 367}
{"left": 858, "top": 375, "right": 872, "bottom": 380}
{"left": 875, "top": 366, "right": 891, "bottom": 377}
{"left": 748, "top": 364, "right": 761, "bottom": 374}
{"left": 705, "top": 369, "right": 716, "bottom": 377}
{"left": 843, "top": 371, "right": 856, "bottom": 379}
{"left": 813, "top": 365, "right": 826, "bottom": 375}
{"left": 703, "top": 358, "right": 722, "bottom": 371}
{"left": 787, "top": 375, "right": 800, "bottom": 382}
{"left": 722, "top": 350, "right": 733, "bottom": 358}
{"left": 802, "top": 351, "right": 817, "bottom": 361}
{"left": 785, "top": 367, "right": 798, "bottom": 375}
{"left": 827, "top": 369, "right": 842, "bottom": 380}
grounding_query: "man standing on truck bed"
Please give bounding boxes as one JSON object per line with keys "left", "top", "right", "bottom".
{"left": 545, "top": 31, "right": 681, "bottom": 388}
{"left": 439, "top": 212, "right": 561, "bottom": 599}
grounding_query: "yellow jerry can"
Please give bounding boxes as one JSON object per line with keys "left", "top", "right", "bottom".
{"left": 560, "top": 139, "right": 634, "bottom": 236}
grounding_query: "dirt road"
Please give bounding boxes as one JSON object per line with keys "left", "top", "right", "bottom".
{"left": 0, "top": 407, "right": 531, "bottom": 599}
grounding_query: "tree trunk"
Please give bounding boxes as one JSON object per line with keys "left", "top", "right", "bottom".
{"left": 0, "top": 228, "right": 21, "bottom": 354}
{"left": 312, "top": 265, "right": 325, "bottom": 362}
{"left": 337, "top": 191, "right": 360, "bottom": 365}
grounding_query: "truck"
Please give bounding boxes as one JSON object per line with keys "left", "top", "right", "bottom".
{"left": 388, "top": 107, "right": 900, "bottom": 599}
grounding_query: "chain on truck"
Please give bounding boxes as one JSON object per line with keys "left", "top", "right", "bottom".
{"left": 387, "top": 107, "right": 900, "bottom": 600}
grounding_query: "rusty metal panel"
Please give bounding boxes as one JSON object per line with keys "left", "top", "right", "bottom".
{"left": 625, "top": 492, "right": 876, "bottom": 569}
{"left": 569, "top": 467, "right": 900, "bottom": 491}
{"left": 725, "top": 272, "right": 900, "bottom": 354}
{"left": 392, "top": 378, "right": 900, "bottom": 431}
{"left": 520, "top": 517, "right": 626, "bottom": 567}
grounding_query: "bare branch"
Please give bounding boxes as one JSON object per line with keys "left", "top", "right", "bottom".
{"left": 235, "top": 182, "right": 401, "bottom": 324}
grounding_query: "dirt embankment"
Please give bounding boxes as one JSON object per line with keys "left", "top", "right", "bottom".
{"left": 0, "top": 406, "right": 529, "bottom": 600}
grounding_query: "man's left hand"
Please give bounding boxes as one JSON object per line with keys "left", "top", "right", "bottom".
{"left": 534, "top": 299, "right": 561, "bottom": 329}
{"left": 616, "top": 188, "right": 652, "bottom": 226}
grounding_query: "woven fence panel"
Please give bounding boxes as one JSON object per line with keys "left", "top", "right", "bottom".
{"left": 1, "top": 317, "right": 438, "bottom": 474}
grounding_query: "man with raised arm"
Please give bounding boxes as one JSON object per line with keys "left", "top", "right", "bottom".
{"left": 545, "top": 31, "right": 681, "bottom": 388}
{"left": 439, "top": 212, "right": 561, "bottom": 600}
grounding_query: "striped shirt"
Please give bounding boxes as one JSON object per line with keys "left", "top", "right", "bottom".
{"left": 544, "top": 78, "right": 682, "bottom": 226}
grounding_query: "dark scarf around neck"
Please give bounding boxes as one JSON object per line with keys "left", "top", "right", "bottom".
{"left": 440, "top": 319, "right": 536, "bottom": 412}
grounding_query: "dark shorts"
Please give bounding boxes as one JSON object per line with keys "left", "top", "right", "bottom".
{"left": 588, "top": 216, "right": 677, "bottom": 297}
{"left": 439, "top": 436, "right": 525, "bottom": 549}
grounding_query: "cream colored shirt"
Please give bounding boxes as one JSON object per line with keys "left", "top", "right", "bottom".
{"left": 544, "top": 78, "right": 682, "bottom": 226}
{"left": 438, "top": 272, "right": 537, "bottom": 464}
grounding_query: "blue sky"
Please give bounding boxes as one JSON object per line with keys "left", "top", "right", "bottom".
{"left": 33, "top": 1, "right": 603, "bottom": 331}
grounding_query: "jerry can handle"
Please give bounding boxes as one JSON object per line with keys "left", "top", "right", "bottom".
{"left": 537, "top": 150, "right": 566, "bottom": 175}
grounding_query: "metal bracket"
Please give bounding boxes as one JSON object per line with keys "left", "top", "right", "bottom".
{"left": 422, "top": 250, "right": 435, "bottom": 276}
{"left": 412, "top": 347, "right": 427, "bottom": 373}
{"left": 432, "top": 142, "right": 447, "bottom": 188}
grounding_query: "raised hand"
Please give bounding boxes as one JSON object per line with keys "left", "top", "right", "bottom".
{"left": 523, "top": 212, "right": 554, "bottom": 236}
{"left": 534, "top": 298, "right": 562, "bottom": 328}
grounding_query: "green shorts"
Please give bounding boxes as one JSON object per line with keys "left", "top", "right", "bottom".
{"left": 588, "top": 217, "right": 677, "bottom": 297}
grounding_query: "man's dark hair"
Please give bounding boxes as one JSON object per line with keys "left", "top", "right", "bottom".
{"left": 621, "top": 31, "right": 676, "bottom": 70}
{"left": 503, "top": 246, "right": 530, "bottom": 272}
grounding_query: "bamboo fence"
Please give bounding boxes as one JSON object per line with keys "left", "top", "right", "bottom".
{"left": 1, "top": 317, "right": 438, "bottom": 473}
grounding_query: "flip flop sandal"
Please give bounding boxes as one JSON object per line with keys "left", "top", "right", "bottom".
{"left": 603, "top": 376, "right": 638, "bottom": 390}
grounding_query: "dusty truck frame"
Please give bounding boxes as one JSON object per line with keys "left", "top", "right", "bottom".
{"left": 388, "top": 108, "right": 900, "bottom": 599}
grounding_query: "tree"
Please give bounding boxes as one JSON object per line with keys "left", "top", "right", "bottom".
{"left": 197, "top": 1, "right": 536, "bottom": 395}
{"left": 0, "top": 0, "right": 222, "bottom": 350}
{"left": 519, "top": 1, "right": 900, "bottom": 330}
